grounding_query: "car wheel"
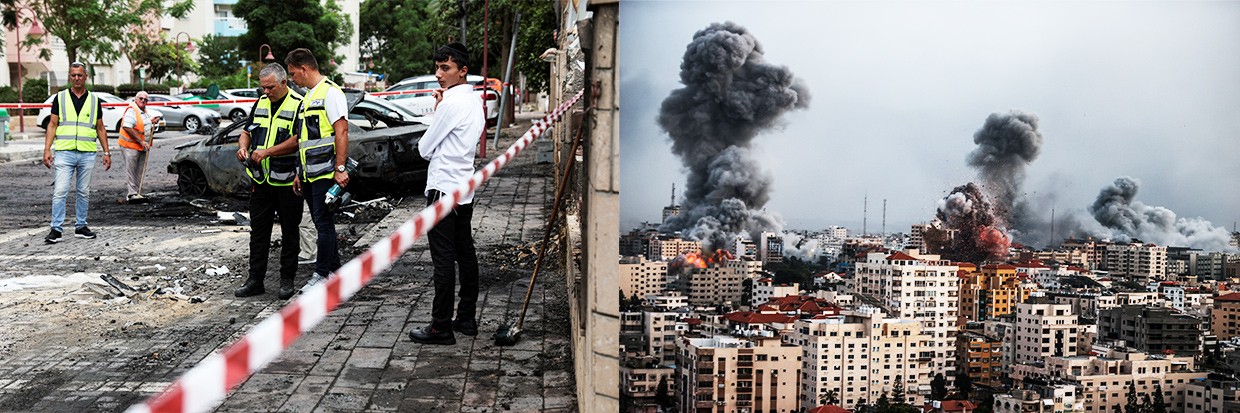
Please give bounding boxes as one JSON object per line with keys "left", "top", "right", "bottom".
{"left": 176, "top": 163, "right": 210, "bottom": 197}
{"left": 229, "top": 109, "right": 247, "bottom": 123}
{"left": 184, "top": 116, "right": 201, "bottom": 133}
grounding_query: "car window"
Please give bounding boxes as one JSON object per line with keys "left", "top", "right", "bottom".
{"left": 207, "top": 122, "right": 243, "bottom": 146}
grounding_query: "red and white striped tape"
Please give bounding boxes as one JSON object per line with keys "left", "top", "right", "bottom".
{"left": 124, "top": 89, "right": 585, "bottom": 413}
{"left": 0, "top": 98, "right": 259, "bottom": 110}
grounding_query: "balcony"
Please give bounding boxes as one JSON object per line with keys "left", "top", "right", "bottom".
{"left": 736, "top": 386, "right": 753, "bottom": 393}
{"left": 214, "top": 16, "right": 247, "bottom": 37}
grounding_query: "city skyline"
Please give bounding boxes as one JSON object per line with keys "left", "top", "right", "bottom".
{"left": 619, "top": 1, "right": 1240, "bottom": 248}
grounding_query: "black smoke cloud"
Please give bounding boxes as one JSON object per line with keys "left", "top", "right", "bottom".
{"left": 658, "top": 22, "right": 810, "bottom": 250}
{"left": 963, "top": 111, "right": 1048, "bottom": 244}
{"left": 1089, "top": 176, "right": 1235, "bottom": 251}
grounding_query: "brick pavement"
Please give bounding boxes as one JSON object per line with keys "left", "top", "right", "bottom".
{"left": 0, "top": 120, "right": 576, "bottom": 412}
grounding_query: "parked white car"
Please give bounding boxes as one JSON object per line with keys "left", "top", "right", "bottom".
{"left": 382, "top": 74, "right": 498, "bottom": 123}
{"left": 36, "top": 91, "right": 164, "bottom": 133}
{"left": 175, "top": 90, "right": 254, "bottom": 123}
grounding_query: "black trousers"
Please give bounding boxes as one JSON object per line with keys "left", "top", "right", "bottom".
{"left": 426, "top": 190, "right": 479, "bottom": 330}
{"left": 249, "top": 183, "right": 302, "bottom": 282}
{"left": 304, "top": 178, "right": 341, "bottom": 276}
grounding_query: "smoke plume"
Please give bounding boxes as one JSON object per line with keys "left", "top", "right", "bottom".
{"left": 962, "top": 111, "right": 1047, "bottom": 241}
{"left": 1089, "top": 176, "right": 1235, "bottom": 251}
{"left": 658, "top": 22, "right": 810, "bottom": 250}
{"left": 928, "top": 183, "right": 1011, "bottom": 262}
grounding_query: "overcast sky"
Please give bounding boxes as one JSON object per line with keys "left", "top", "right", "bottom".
{"left": 619, "top": 0, "right": 1240, "bottom": 238}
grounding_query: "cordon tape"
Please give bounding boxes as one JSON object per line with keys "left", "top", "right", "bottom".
{"left": 122, "top": 88, "right": 585, "bottom": 413}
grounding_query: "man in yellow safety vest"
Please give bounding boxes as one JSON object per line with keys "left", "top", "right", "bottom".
{"left": 41, "top": 61, "right": 111, "bottom": 244}
{"left": 285, "top": 48, "right": 350, "bottom": 289}
{"left": 233, "top": 63, "right": 305, "bottom": 299}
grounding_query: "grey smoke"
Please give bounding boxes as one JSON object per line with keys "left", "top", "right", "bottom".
{"left": 658, "top": 21, "right": 810, "bottom": 250}
{"left": 966, "top": 110, "right": 1042, "bottom": 229}
{"left": 1089, "top": 176, "right": 1235, "bottom": 251}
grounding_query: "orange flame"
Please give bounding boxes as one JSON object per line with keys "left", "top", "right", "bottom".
{"left": 677, "top": 249, "right": 737, "bottom": 269}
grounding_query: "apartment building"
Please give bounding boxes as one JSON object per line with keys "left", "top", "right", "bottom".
{"left": 759, "top": 232, "right": 785, "bottom": 265}
{"left": 1103, "top": 242, "right": 1167, "bottom": 281}
{"left": 676, "top": 336, "right": 802, "bottom": 413}
{"left": 788, "top": 307, "right": 931, "bottom": 410}
{"left": 650, "top": 236, "right": 704, "bottom": 261}
{"left": 853, "top": 249, "right": 960, "bottom": 384}
{"left": 1009, "top": 347, "right": 1207, "bottom": 413}
{"left": 1048, "top": 292, "right": 1117, "bottom": 321}
{"left": 958, "top": 264, "right": 1035, "bottom": 325}
{"left": 685, "top": 259, "right": 763, "bottom": 307}
{"left": 622, "top": 357, "right": 676, "bottom": 413}
{"left": 1098, "top": 305, "right": 1205, "bottom": 357}
{"left": 992, "top": 383, "right": 1081, "bottom": 413}
{"left": 753, "top": 279, "right": 800, "bottom": 307}
{"left": 1012, "top": 302, "right": 1084, "bottom": 365}
{"left": 956, "top": 331, "right": 1003, "bottom": 388}
{"left": 1210, "top": 292, "right": 1240, "bottom": 340}
{"left": 620, "top": 256, "right": 670, "bottom": 299}
{"left": 1184, "top": 377, "right": 1240, "bottom": 413}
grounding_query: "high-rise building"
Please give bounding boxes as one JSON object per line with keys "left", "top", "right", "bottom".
{"left": 958, "top": 264, "right": 1035, "bottom": 325}
{"left": 1012, "top": 302, "right": 1083, "bottom": 365}
{"left": 685, "top": 259, "right": 764, "bottom": 307}
{"left": 853, "top": 249, "right": 960, "bottom": 385}
{"left": 676, "top": 335, "right": 801, "bottom": 413}
{"left": 956, "top": 331, "right": 1003, "bottom": 388}
{"left": 1097, "top": 305, "right": 1206, "bottom": 357}
{"left": 649, "top": 236, "right": 703, "bottom": 261}
{"left": 789, "top": 307, "right": 931, "bottom": 410}
{"left": 1184, "top": 377, "right": 1240, "bottom": 413}
{"left": 1211, "top": 292, "right": 1240, "bottom": 340}
{"left": 1102, "top": 241, "right": 1167, "bottom": 281}
{"left": 759, "top": 232, "right": 785, "bottom": 265}
{"left": 620, "top": 256, "right": 669, "bottom": 300}
{"left": 1009, "top": 347, "right": 1207, "bottom": 413}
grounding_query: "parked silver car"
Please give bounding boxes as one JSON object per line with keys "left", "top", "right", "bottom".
{"left": 129, "top": 94, "right": 221, "bottom": 133}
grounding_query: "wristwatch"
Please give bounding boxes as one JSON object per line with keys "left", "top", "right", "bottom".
{"left": 336, "top": 164, "right": 346, "bottom": 173}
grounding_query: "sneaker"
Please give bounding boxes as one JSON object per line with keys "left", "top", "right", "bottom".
{"left": 300, "top": 273, "right": 328, "bottom": 292}
{"left": 74, "top": 226, "right": 97, "bottom": 239}
{"left": 409, "top": 325, "right": 456, "bottom": 345}
{"left": 44, "top": 229, "right": 62, "bottom": 244}
{"left": 452, "top": 319, "right": 478, "bottom": 336}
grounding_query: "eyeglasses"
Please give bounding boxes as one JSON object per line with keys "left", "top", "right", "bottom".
{"left": 135, "top": 98, "right": 148, "bottom": 101}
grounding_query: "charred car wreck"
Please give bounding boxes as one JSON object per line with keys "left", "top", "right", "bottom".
{"left": 168, "top": 90, "right": 431, "bottom": 197}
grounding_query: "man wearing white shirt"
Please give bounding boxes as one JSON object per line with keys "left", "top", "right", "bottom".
{"left": 409, "top": 43, "right": 485, "bottom": 345}
{"left": 119, "top": 91, "right": 162, "bottom": 200}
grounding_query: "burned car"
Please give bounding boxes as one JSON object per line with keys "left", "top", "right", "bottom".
{"left": 168, "top": 89, "right": 431, "bottom": 197}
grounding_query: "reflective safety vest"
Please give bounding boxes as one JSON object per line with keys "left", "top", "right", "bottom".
{"left": 297, "top": 78, "right": 342, "bottom": 183}
{"left": 246, "top": 90, "right": 304, "bottom": 186}
{"left": 52, "top": 89, "right": 100, "bottom": 152}
{"left": 117, "top": 103, "right": 147, "bottom": 151}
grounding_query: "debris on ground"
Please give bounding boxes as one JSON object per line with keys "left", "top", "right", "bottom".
{"left": 214, "top": 211, "right": 251, "bottom": 225}
{"left": 205, "top": 265, "right": 229, "bottom": 276}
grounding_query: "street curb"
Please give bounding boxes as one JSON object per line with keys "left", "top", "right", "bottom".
{"left": 0, "top": 147, "right": 43, "bottom": 163}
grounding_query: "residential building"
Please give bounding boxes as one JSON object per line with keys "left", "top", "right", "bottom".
{"left": 992, "top": 383, "right": 1081, "bottom": 413}
{"left": 788, "top": 307, "right": 931, "bottom": 410}
{"left": 645, "top": 292, "right": 689, "bottom": 311}
{"left": 676, "top": 335, "right": 801, "bottom": 413}
{"left": 620, "top": 256, "right": 669, "bottom": 300}
{"left": 853, "top": 249, "right": 960, "bottom": 384}
{"left": 753, "top": 279, "right": 800, "bottom": 307}
{"left": 1184, "top": 377, "right": 1240, "bottom": 413}
{"left": 1009, "top": 347, "right": 1207, "bottom": 413}
{"left": 1016, "top": 249, "right": 1091, "bottom": 269}
{"left": 958, "top": 264, "right": 1034, "bottom": 325}
{"left": 684, "top": 259, "right": 762, "bottom": 308}
{"left": 620, "top": 223, "right": 661, "bottom": 257}
{"left": 1097, "top": 305, "right": 1206, "bottom": 358}
{"left": 1062, "top": 238, "right": 1107, "bottom": 271}
{"left": 649, "top": 236, "right": 703, "bottom": 261}
{"left": 1047, "top": 292, "right": 1117, "bottom": 321}
{"left": 622, "top": 357, "right": 676, "bottom": 413}
{"left": 759, "top": 232, "right": 785, "bottom": 265}
{"left": 1102, "top": 241, "right": 1167, "bottom": 281}
{"left": 956, "top": 331, "right": 1004, "bottom": 387}
{"left": 1012, "top": 302, "right": 1083, "bottom": 365}
{"left": 646, "top": 312, "right": 688, "bottom": 366}
{"left": 1210, "top": 292, "right": 1240, "bottom": 340}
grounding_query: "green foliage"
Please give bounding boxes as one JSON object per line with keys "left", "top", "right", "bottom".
{"left": 197, "top": 35, "right": 244, "bottom": 79}
{"left": 429, "top": 0, "right": 555, "bottom": 92}
{"left": 954, "top": 371, "right": 973, "bottom": 400}
{"left": 190, "top": 72, "right": 252, "bottom": 90}
{"left": 21, "top": 77, "right": 49, "bottom": 114}
{"left": 0, "top": 86, "right": 17, "bottom": 106}
{"left": 875, "top": 390, "right": 891, "bottom": 411}
{"left": 766, "top": 256, "right": 829, "bottom": 288}
{"left": 2, "top": 0, "right": 194, "bottom": 64}
{"left": 655, "top": 376, "right": 673, "bottom": 409}
{"left": 891, "top": 381, "right": 907, "bottom": 406}
{"left": 233, "top": 0, "right": 351, "bottom": 77}
{"left": 128, "top": 35, "right": 197, "bottom": 82}
{"left": 1125, "top": 381, "right": 1139, "bottom": 413}
{"left": 1151, "top": 383, "right": 1167, "bottom": 413}
{"left": 89, "top": 84, "right": 114, "bottom": 94}
{"left": 360, "top": 0, "right": 433, "bottom": 83}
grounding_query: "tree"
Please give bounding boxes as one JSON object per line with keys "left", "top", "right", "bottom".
{"left": 126, "top": 35, "right": 197, "bottom": 82}
{"left": 1125, "top": 381, "right": 1140, "bottom": 413}
{"left": 233, "top": 0, "right": 351, "bottom": 77}
{"left": 954, "top": 371, "right": 973, "bottom": 400}
{"left": 819, "top": 389, "right": 840, "bottom": 406}
{"left": 196, "top": 35, "right": 244, "bottom": 79}
{"left": 655, "top": 376, "right": 673, "bottom": 410}
{"left": 875, "top": 390, "right": 891, "bottom": 412}
{"left": 891, "top": 381, "right": 907, "bottom": 406}
{"left": 1151, "top": 383, "right": 1167, "bottom": 413}
{"left": 429, "top": 0, "right": 556, "bottom": 92}
{"left": 2, "top": 0, "right": 193, "bottom": 65}
{"left": 930, "top": 373, "right": 948, "bottom": 401}
{"left": 359, "top": 0, "right": 434, "bottom": 83}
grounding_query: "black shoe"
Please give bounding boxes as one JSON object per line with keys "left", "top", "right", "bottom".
{"left": 452, "top": 319, "right": 478, "bottom": 336}
{"left": 74, "top": 226, "right": 96, "bottom": 239}
{"left": 234, "top": 280, "right": 265, "bottom": 297}
{"left": 409, "top": 325, "right": 456, "bottom": 345}
{"left": 277, "top": 278, "right": 295, "bottom": 299}
{"left": 45, "top": 229, "right": 62, "bottom": 244}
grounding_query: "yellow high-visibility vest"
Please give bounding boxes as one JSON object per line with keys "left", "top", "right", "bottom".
{"left": 246, "top": 89, "right": 304, "bottom": 186}
{"left": 297, "top": 78, "right": 343, "bottom": 182}
{"left": 52, "top": 89, "right": 99, "bottom": 152}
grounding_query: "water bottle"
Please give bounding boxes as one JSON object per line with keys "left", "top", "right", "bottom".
{"left": 324, "top": 157, "right": 359, "bottom": 207}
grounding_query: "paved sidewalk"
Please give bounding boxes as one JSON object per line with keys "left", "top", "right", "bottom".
{"left": 0, "top": 116, "right": 576, "bottom": 412}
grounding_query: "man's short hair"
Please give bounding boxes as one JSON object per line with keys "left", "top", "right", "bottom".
{"left": 284, "top": 48, "right": 319, "bottom": 71}
{"left": 135, "top": 91, "right": 149, "bottom": 99}
{"left": 434, "top": 43, "right": 471, "bottom": 74}
{"left": 259, "top": 63, "right": 288, "bottom": 82}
